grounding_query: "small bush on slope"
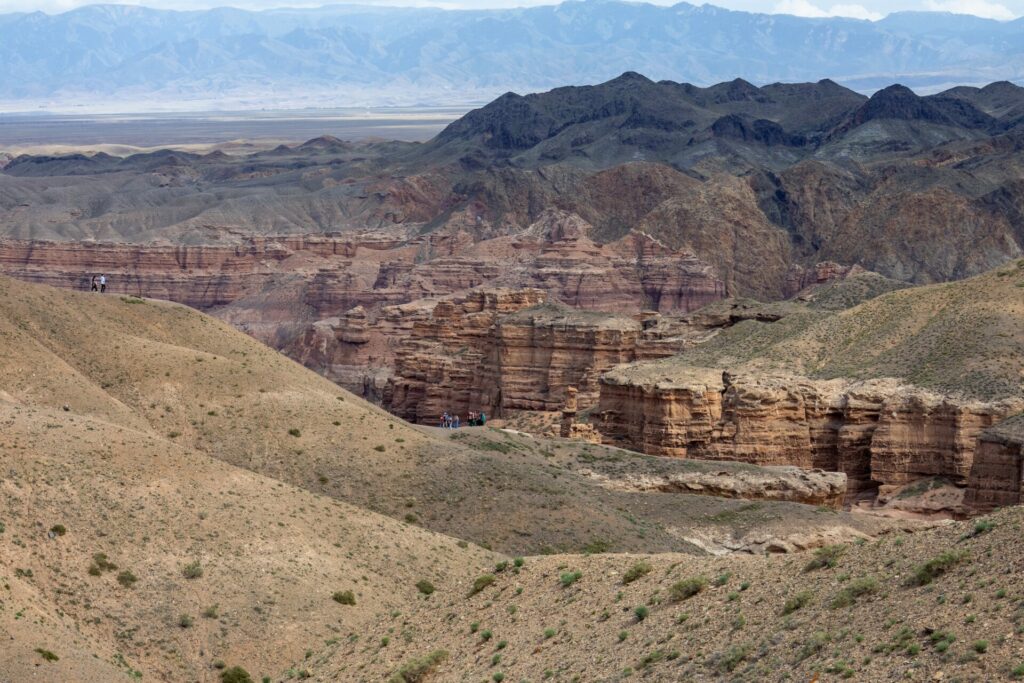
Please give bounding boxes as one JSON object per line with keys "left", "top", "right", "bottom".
{"left": 390, "top": 650, "right": 449, "bottom": 683}
{"left": 907, "top": 551, "right": 968, "bottom": 587}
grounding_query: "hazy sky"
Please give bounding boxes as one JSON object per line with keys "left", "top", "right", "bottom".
{"left": 2, "top": 0, "right": 1020, "bottom": 22}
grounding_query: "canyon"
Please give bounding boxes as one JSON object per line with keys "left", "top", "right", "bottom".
{"left": 3, "top": 75, "right": 1024, "bottom": 520}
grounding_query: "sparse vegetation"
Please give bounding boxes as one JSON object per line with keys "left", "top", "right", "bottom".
{"left": 416, "top": 579, "right": 435, "bottom": 595}
{"left": 718, "top": 643, "right": 752, "bottom": 672}
{"left": 831, "top": 577, "right": 879, "bottom": 608}
{"left": 333, "top": 590, "right": 356, "bottom": 605}
{"left": 220, "top": 667, "right": 254, "bottom": 683}
{"left": 782, "top": 591, "right": 812, "bottom": 615}
{"left": 116, "top": 570, "right": 138, "bottom": 588}
{"left": 469, "top": 574, "right": 496, "bottom": 597}
{"left": 390, "top": 650, "right": 449, "bottom": 683}
{"left": 805, "top": 545, "right": 844, "bottom": 571}
{"left": 559, "top": 570, "right": 583, "bottom": 588}
{"left": 669, "top": 576, "right": 707, "bottom": 602}
{"left": 907, "top": 550, "right": 968, "bottom": 587}
{"left": 182, "top": 560, "right": 204, "bottom": 579}
{"left": 35, "top": 648, "right": 59, "bottom": 662}
{"left": 622, "top": 561, "right": 652, "bottom": 584}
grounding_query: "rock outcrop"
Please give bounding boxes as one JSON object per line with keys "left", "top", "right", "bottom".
{"left": 596, "top": 367, "right": 1023, "bottom": 506}
{"left": 964, "top": 416, "right": 1024, "bottom": 512}
{"left": 579, "top": 462, "right": 847, "bottom": 509}
{"left": 385, "top": 294, "right": 648, "bottom": 422}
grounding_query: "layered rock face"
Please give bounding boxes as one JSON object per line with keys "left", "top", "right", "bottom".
{"left": 596, "top": 369, "right": 1023, "bottom": 504}
{"left": 0, "top": 211, "right": 730, "bottom": 417}
{"left": 964, "top": 417, "right": 1024, "bottom": 512}
{"left": 385, "top": 294, "right": 648, "bottom": 422}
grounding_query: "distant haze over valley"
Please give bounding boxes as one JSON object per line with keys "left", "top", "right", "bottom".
{"left": 2, "top": 1, "right": 1024, "bottom": 112}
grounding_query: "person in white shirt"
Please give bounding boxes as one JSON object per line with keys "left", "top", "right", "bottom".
{"left": 99, "top": 274, "right": 107, "bottom": 293}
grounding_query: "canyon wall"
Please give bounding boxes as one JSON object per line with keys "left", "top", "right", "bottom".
{"left": 964, "top": 417, "right": 1024, "bottom": 512}
{"left": 597, "top": 368, "right": 1023, "bottom": 505}
{"left": 384, "top": 294, "right": 649, "bottom": 422}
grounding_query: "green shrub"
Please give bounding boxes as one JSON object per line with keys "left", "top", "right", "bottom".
{"left": 974, "top": 640, "right": 989, "bottom": 654}
{"left": 560, "top": 570, "right": 582, "bottom": 588}
{"left": 831, "top": 577, "right": 878, "bottom": 608}
{"left": 581, "top": 539, "right": 611, "bottom": 554}
{"left": 964, "top": 519, "right": 995, "bottom": 539}
{"left": 622, "top": 561, "right": 653, "bottom": 585}
{"left": 89, "top": 552, "right": 117, "bottom": 576}
{"left": 178, "top": 614, "right": 194, "bottom": 628}
{"left": 469, "top": 574, "right": 496, "bottom": 597}
{"left": 513, "top": 557, "right": 525, "bottom": 568}
{"left": 1011, "top": 663, "right": 1024, "bottom": 679}
{"left": 182, "top": 560, "right": 204, "bottom": 579}
{"left": 220, "top": 667, "right": 254, "bottom": 683}
{"left": 638, "top": 650, "right": 666, "bottom": 669}
{"left": 480, "top": 629, "right": 493, "bottom": 642}
{"left": 669, "top": 576, "right": 707, "bottom": 602}
{"left": 288, "top": 428, "right": 301, "bottom": 437}
{"left": 35, "top": 648, "right": 59, "bottom": 662}
{"left": 49, "top": 524, "right": 66, "bottom": 536}
{"left": 116, "top": 570, "right": 138, "bottom": 588}
{"left": 805, "top": 545, "right": 845, "bottom": 572}
{"left": 782, "top": 591, "right": 813, "bottom": 615}
{"left": 333, "top": 590, "right": 356, "bottom": 605}
{"left": 797, "top": 631, "right": 831, "bottom": 661}
{"left": 416, "top": 579, "right": 435, "bottom": 595}
{"left": 634, "top": 606, "right": 649, "bottom": 621}
{"left": 543, "top": 628, "right": 557, "bottom": 639}
{"left": 908, "top": 551, "right": 968, "bottom": 587}
{"left": 389, "top": 650, "right": 449, "bottom": 683}
{"left": 493, "top": 673, "right": 504, "bottom": 682}
{"left": 495, "top": 560, "right": 509, "bottom": 572}
{"left": 719, "top": 644, "right": 752, "bottom": 672}
{"left": 203, "top": 604, "right": 220, "bottom": 619}
{"left": 713, "top": 572, "right": 731, "bottom": 587}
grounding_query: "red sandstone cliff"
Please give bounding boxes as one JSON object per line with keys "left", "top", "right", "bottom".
{"left": 596, "top": 368, "right": 1023, "bottom": 509}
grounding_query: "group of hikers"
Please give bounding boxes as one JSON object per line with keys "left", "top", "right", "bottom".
{"left": 439, "top": 410, "right": 486, "bottom": 429}
{"left": 89, "top": 274, "right": 108, "bottom": 293}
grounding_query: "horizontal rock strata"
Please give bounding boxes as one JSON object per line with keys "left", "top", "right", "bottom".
{"left": 596, "top": 367, "right": 1023, "bottom": 509}
{"left": 964, "top": 416, "right": 1024, "bottom": 512}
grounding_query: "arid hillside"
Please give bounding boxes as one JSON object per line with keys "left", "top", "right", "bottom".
{"left": 623, "top": 260, "right": 1024, "bottom": 401}
{"left": 303, "top": 505, "right": 1024, "bottom": 683}
{"left": 1, "top": 276, "right": 909, "bottom": 681}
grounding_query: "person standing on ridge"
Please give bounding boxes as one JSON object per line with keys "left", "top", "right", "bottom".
{"left": 99, "top": 274, "right": 107, "bottom": 293}
{"left": 90, "top": 275, "right": 98, "bottom": 292}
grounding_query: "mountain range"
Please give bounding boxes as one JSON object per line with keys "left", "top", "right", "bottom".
{"left": 2, "top": 1, "right": 1024, "bottom": 109}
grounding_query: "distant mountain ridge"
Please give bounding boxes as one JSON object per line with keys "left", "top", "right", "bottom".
{"left": 2, "top": 1, "right": 1024, "bottom": 110}
{"left": 419, "top": 73, "right": 1024, "bottom": 170}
